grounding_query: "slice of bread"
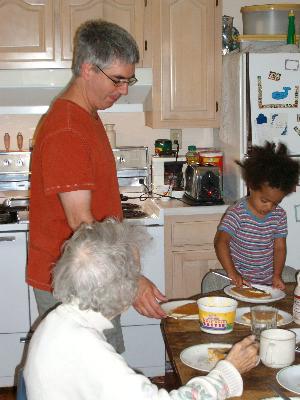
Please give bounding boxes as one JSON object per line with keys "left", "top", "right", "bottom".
{"left": 172, "top": 302, "right": 198, "bottom": 316}
{"left": 207, "top": 347, "right": 230, "bottom": 362}
{"left": 241, "top": 311, "right": 283, "bottom": 324}
{"left": 230, "top": 286, "right": 272, "bottom": 300}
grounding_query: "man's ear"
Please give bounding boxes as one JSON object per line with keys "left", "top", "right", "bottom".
{"left": 81, "top": 63, "right": 94, "bottom": 80}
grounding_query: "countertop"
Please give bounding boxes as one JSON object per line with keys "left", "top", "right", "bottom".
{"left": 151, "top": 197, "right": 229, "bottom": 216}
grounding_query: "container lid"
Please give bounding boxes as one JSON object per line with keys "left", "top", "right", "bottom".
{"left": 187, "top": 145, "right": 197, "bottom": 151}
{"left": 241, "top": 4, "right": 300, "bottom": 13}
{"left": 199, "top": 151, "right": 223, "bottom": 157}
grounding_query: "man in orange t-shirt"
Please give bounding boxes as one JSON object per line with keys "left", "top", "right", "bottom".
{"left": 27, "top": 20, "right": 167, "bottom": 352}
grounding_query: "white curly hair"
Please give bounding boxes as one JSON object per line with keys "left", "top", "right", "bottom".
{"left": 52, "top": 218, "right": 150, "bottom": 319}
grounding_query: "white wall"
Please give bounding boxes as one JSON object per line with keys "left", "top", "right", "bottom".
{"left": 223, "top": 0, "right": 298, "bottom": 34}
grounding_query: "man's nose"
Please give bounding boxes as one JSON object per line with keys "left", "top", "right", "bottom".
{"left": 118, "top": 83, "right": 129, "bottom": 95}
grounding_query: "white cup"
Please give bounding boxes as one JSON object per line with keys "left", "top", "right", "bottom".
{"left": 260, "top": 328, "right": 296, "bottom": 368}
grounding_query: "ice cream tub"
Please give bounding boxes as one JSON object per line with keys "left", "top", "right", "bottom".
{"left": 197, "top": 296, "right": 238, "bottom": 334}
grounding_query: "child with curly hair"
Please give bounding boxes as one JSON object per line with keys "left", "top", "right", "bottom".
{"left": 214, "top": 141, "right": 300, "bottom": 289}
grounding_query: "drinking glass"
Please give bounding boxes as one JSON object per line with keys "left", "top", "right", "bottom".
{"left": 251, "top": 305, "right": 277, "bottom": 341}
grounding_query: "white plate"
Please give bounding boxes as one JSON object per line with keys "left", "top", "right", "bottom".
{"left": 180, "top": 343, "right": 232, "bottom": 372}
{"left": 277, "top": 365, "right": 300, "bottom": 395}
{"left": 261, "top": 397, "right": 300, "bottom": 400}
{"left": 161, "top": 300, "right": 198, "bottom": 320}
{"left": 289, "top": 328, "right": 300, "bottom": 353}
{"left": 235, "top": 307, "right": 293, "bottom": 327}
{"left": 224, "top": 284, "right": 286, "bottom": 304}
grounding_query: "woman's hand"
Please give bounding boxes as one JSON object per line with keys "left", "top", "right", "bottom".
{"left": 226, "top": 335, "right": 259, "bottom": 374}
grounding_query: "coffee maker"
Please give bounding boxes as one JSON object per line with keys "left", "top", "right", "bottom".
{"left": 183, "top": 164, "right": 224, "bottom": 205}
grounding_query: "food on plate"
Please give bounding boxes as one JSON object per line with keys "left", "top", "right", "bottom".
{"left": 207, "top": 347, "right": 230, "bottom": 362}
{"left": 241, "top": 311, "right": 284, "bottom": 324}
{"left": 230, "top": 286, "right": 272, "bottom": 299}
{"left": 172, "top": 302, "right": 198, "bottom": 316}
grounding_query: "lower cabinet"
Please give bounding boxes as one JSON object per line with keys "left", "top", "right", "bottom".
{"left": 122, "top": 325, "right": 165, "bottom": 377}
{"left": 165, "top": 213, "right": 223, "bottom": 299}
{"left": 0, "top": 229, "right": 29, "bottom": 387}
{"left": 0, "top": 333, "right": 27, "bottom": 387}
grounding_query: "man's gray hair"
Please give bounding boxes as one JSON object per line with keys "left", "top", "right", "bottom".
{"left": 52, "top": 219, "right": 150, "bottom": 319}
{"left": 72, "top": 19, "right": 140, "bottom": 76}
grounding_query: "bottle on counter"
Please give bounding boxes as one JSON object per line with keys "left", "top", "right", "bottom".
{"left": 293, "top": 271, "right": 300, "bottom": 325}
{"left": 104, "top": 123, "right": 116, "bottom": 149}
{"left": 4, "top": 132, "right": 10, "bottom": 152}
{"left": 185, "top": 145, "right": 198, "bottom": 165}
{"left": 287, "top": 9, "right": 296, "bottom": 44}
{"left": 17, "top": 132, "right": 23, "bottom": 151}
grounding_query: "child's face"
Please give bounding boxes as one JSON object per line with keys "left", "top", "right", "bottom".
{"left": 248, "top": 183, "right": 286, "bottom": 218}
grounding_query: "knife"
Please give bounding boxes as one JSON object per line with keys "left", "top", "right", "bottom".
{"left": 211, "top": 271, "right": 269, "bottom": 294}
{"left": 268, "top": 383, "right": 292, "bottom": 400}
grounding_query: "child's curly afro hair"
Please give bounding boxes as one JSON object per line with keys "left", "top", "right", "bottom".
{"left": 236, "top": 141, "right": 299, "bottom": 194}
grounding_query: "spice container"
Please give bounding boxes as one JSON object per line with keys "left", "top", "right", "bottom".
{"left": 104, "top": 124, "right": 116, "bottom": 149}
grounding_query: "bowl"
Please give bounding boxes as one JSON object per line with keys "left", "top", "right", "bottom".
{"left": 197, "top": 296, "right": 238, "bottom": 334}
{"left": 241, "top": 4, "right": 300, "bottom": 35}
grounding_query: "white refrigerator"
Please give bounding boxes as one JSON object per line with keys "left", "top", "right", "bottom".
{"left": 219, "top": 51, "right": 300, "bottom": 270}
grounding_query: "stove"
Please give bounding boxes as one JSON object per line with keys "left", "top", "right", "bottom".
{"left": 121, "top": 202, "right": 149, "bottom": 219}
{"left": 0, "top": 152, "right": 31, "bottom": 228}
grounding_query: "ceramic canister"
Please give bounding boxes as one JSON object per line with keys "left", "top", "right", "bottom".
{"left": 197, "top": 296, "right": 238, "bottom": 334}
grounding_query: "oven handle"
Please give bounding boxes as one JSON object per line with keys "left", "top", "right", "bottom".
{"left": 144, "top": 224, "right": 163, "bottom": 227}
{"left": 0, "top": 236, "right": 16, "bottom": 242}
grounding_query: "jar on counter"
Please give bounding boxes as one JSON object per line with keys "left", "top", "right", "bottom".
{"left": 104, "top": 124, "right": 116, "bottom": 148}
{"left": 185, "top": 145, "right": 198, "bottom": 165}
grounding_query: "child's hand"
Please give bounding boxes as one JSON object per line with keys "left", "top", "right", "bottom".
{"left": 228, "top": 271, "right": 245, "bottom": 287}
{"left": 272, "top": 275, "right": 285, "bottom": 290}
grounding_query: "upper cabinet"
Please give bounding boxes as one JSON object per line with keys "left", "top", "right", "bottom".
{"left": 145, "top": 0, "right": 222, "bottom": 128}
{"left": 0, "top": 0, "right": 148, "bottom": 69}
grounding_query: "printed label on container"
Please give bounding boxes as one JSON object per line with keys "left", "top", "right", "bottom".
{"left": 199, "top": 311, "right": 235, "bottom": 331}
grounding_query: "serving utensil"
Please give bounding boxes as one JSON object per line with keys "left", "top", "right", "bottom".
{"left": 211, "top": 271, "right": 269, "bottom": 294}
{"left": 268, "top": 382, "right": 292, "bottom": 400}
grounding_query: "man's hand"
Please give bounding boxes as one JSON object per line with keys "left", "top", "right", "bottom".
{"left": 228, "top": 271, "right": 251, "bottom": 288}
{"left": 133, "top": 275, "right": 168, "bottom": 319}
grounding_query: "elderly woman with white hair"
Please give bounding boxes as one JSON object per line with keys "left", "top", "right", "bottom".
{"left": 24, "top": 219, "right": 258, "bottom": 400}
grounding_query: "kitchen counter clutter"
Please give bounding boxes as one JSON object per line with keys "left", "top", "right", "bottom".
{"left": 153, "top": 197, "right": 228, "bottom": 216}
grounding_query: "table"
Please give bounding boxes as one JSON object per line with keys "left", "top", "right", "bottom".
{"left": 161, "top": 283, "right": 300, "bottom": 400}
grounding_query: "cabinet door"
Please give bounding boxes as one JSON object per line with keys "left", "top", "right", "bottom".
{"left": 0, "top": 231, "right": 29, "bottom": 333}
{"left": 0, "top": 332, "right": 27, "bottom": 387}
{"left": 60, "top": 0, "right": 145, "bottom": 66}
{"left": 0, "top": 0, "right": 55, "bottom": 68}
{"left": 145, "top": 0, "right": 222, "bottom": 128}
{"left": 170, "top": 249, "right": 221, "bottom": 298}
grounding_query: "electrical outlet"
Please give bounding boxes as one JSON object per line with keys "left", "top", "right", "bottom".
{"left": 170, "top": 129, "right": 182, "bottom": 149}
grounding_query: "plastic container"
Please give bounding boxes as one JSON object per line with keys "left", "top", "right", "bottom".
{"left": 199, "top": 150, "right": 223, "bottom": 175}
{"left": 293, "top": 271, "right": 300, "bottom": 325}
{"left": 185, "top": 145, "right": 198, "bottom": 165}
{"left": 197, "top": 296, "right": 238, "bottom": 334}
{"left": 104, "top": 124, "right": 116, "bottom": 149}
{"left": 241, "top": 4, "right": 300, "bottom": 35}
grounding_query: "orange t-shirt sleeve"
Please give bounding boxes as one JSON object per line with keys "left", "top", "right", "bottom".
{"left": 41, "top": 130, "right": 96, "bottom": 195}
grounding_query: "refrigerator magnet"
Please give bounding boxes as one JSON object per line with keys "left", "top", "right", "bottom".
{"left": 268, "top": 71, "right": 281, "bottom": 81}
{"left": 285, "top": 59, "right": 299, "bottom": 71}
{"left": 258, "top": 76, "right": 299, "bottom": 109}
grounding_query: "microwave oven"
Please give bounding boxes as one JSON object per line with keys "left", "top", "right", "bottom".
{"left": 151, "top": 155, "right": 187, "bottom": 192}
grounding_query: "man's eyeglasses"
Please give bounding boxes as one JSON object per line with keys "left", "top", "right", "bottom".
{"left": 94, "top": 65, "right": 138, "bottom": 87}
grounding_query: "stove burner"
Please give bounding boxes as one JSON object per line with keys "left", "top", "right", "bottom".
{"left": 0, "top": 210, "right": 18, "bottom": 224}
{"left": 123, "top": 210, "right": 148, "bottom": 219}
{"left": 121, "top": 203, "right": 140, "bottom": 211}
{"left": 121, "top": 202, "right": 148, "bottom": 219}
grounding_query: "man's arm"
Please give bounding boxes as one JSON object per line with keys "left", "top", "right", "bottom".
{"left": 59, "top": 190, "right": 94, "bottom": 230}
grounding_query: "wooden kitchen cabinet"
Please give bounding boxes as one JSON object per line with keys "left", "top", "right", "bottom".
{"left": 145, "top": 0, "right": 222, "bottom": 128}
{"left": 0, "top": 0, "right": 148, "bottom": 69}
{"left": 165, "top": 213, "right": 222, "bottom": 299}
